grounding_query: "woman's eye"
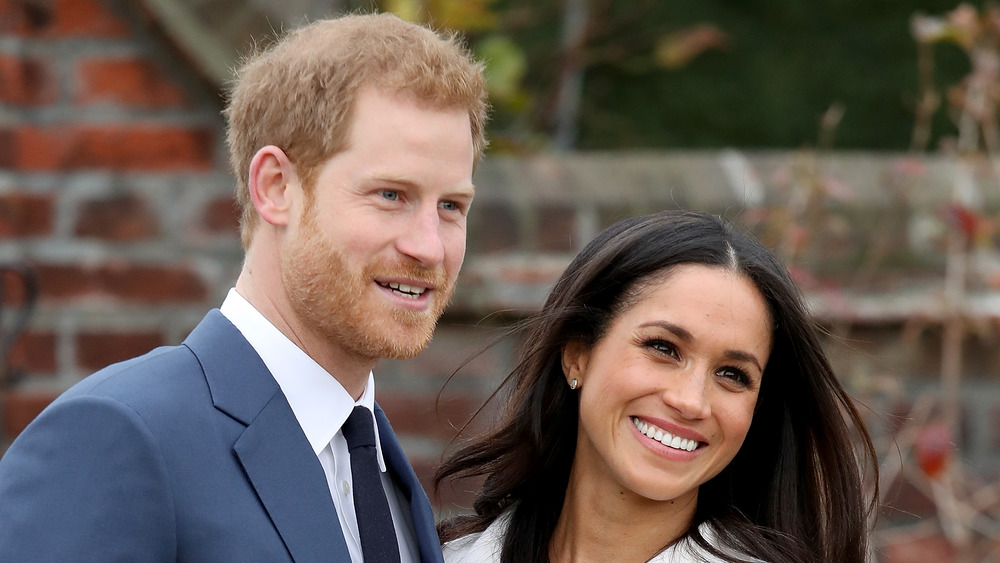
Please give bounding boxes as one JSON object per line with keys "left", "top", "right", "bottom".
{"left": 380, "top": 189, "right": 399, "bottom": 201}
{"left": 645, "top": 339, "right": 679, "bottom": 359}
{"left": 716, "top": 367, "right": 751, "bottom": 387}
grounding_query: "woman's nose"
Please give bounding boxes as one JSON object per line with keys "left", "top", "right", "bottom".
{"left": 660, "top": 369, "right": 711, "bottom": 420}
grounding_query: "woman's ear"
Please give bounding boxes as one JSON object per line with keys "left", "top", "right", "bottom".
{"left": 561, "top": 341, "right": 590, "bottom": 388}
{"left": 248, "top": 145, "right": 298, "bottom": 227}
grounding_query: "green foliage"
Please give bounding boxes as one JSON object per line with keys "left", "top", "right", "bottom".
{"left": 572, "top": 0, "right": 971, "bottom": 150}
{"left": 474, "top": 34, "right": 528, "bottom": 109}
{"left": 382, "top": 0, "right": 981, "bottom": 151}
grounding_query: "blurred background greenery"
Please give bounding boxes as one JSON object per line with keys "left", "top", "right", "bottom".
{"left": 369, "top": 0, "right": 975, "bottom": 152}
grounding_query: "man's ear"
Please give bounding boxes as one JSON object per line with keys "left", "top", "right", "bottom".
{"left": 561, "top": 340, "right": 590, "bottom": 386}
{"left": 248, "top": 145, "right": 298, "bottom": 227}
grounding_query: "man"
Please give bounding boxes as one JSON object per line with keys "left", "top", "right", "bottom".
{"left": 0, "top": 13, "right": 488, "bottom": 562}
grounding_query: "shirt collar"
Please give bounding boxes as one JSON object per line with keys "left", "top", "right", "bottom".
{"left": 219, "top": 288, "right": 387, "bottom": 470}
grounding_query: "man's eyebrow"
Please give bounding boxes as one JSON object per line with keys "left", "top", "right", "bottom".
{"left": 443, "top": 183, "right": 476, "bottom": 198}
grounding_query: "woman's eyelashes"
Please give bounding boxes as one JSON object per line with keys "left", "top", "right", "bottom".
{"left": 643, "top": 338, "right": 680, "bottom": 360}
{"left": 641, "top": 336, "right": 756, "bottom": 390}
{"left": 715, "top": 366, "right": 753, "bottom": 388}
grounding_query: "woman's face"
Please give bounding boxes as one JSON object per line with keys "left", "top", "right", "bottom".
{"left": 563, "top": 264, "right": 772, "bottom": 507}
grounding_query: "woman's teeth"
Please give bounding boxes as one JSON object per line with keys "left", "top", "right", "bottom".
{"left": 631, "top": 417, "right": 699, "bottom": 452}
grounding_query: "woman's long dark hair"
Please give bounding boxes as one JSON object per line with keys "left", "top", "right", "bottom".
{"left": 435, "top": 210, "right": 878, "bottom": 563}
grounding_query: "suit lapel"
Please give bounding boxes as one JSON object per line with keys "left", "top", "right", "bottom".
{"left": 185, "top": 310, "right": 349, "bottom": 563}
{"left": 235, "top": 397, "right": 348, "bottom": 563}
{"left": 375, "top": 405, "right": 445, "bottom": 563}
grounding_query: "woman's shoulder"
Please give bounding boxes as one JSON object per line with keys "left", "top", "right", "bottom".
{"left": 441, "top": 512, "right": 511, "bottom": 563}
{"left": 443, "top": 517, "right": 766, "bottom": 563}
{"left": 648, "top": 523, "right": 766, "bottom": 563}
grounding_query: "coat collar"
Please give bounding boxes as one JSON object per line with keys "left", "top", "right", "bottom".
{"left": 183, "top": 309, "right": 278, "bottom": 425}
{"left": 184, "top": 310, "right": 350, "bottom": 562}
{"left": 375, "top": 405, "right": 445, "bottom": 563}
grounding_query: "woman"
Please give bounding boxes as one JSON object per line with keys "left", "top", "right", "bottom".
{"left": 436, "top": 210, "right": 877, "bottom": 563}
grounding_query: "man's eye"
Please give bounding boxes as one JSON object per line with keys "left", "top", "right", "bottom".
{"left": 440, "top": 201, "right": 458, "bottom": 211}
{"left": 380, "top": 190, "right": 399, "bottom": 201}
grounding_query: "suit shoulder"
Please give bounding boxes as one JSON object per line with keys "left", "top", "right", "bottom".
{"left": 59, "top": 343, "right": 207, "bottom": 415}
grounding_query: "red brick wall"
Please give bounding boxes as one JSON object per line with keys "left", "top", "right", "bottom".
{"left": 0, "top": 3, "right": 501, "bottom": 514}
{"left": 0, "top": 0, "right": 235, "bottom": 436}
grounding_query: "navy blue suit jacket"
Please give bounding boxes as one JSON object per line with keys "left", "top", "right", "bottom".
{"left": 0, "top": 310, "right": 444, "bottom": 562}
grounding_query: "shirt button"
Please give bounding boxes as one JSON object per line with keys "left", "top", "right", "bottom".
{"left": 341, "top": 480, "right": 351, "bottom": 496}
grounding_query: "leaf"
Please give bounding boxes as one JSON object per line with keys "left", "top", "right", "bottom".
{"left": 475, "top": 34, "right": 527, "bottom": 104}
{"left": 945, "top": 203, "right": 982, "bottom": 243}
{"left": 914, "top": 423, "right": 953, "bottom": 480}
{"left": 910, "top": 13, "right": 950, "bottom": 44}
{"left": 383, "top": 0, "right": 424, "bottom": 23}
{"left": 431, "top": 0, "right": 499, "bottom": 32}
{"left": 654, "top": 24, "right": 728, "bottom": 70}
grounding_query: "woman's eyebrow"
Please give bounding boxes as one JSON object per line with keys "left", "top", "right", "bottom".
{"left": 638, "top": 321, "right": 693, "bottom": 342}
{"left": 638, "top": 321, "right": 764, "bottom": 372}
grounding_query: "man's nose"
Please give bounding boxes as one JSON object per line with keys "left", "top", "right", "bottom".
{"left": 395, "top": 206, "right": 445, "bottom": 266}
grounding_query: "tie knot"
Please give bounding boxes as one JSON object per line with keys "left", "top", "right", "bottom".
{"left": 342, "top": 406, "right": 376, "bottom": 450}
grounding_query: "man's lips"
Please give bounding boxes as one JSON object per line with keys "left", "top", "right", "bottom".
{"left": 376, "top": 280, "right": 431, "bottom": 300}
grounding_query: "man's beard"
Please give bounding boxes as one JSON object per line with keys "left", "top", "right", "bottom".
{"left": 280, "top": 215, "right": 454, "bottom": 361}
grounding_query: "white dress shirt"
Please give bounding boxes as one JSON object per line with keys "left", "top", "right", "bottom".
{"left": 221, "top": 289, "right": 417, "bottom": 563}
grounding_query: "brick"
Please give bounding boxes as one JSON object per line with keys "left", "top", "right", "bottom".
{"left": 411, "top": 457, "right": 483, "bottom": 512}
{"left": 76, "top": 330, "right": 163, "bottom": 372}
{"left": 407, "top": 458, "right": 441, "bottom": 508}
{"left": 0, "top": 129, "right": 13, "bottom": 168}
{"left": 878, "top": 532, "right": 954, "bottom": 563}
{"left": 74, "top": 195, "right": 159, "bottom": 240}
{"left": 0, "top": 192, "right": 55, "bottom": 237}
{"left": 404, "top": 323, "right": 507, "bottom": 380}
{"left": 378, "top": 392, "right": 484, "bottom": 439}
{"left": 0, "top": 264, "right": 39, "bottom": 311}
{"left": 1, "top": 390, "right": 59, "bottom": 438}
{"left": 0, "top": 0, "right": 47, "bottom": 35}
{"left": 202, "top": 196, "right": 240, "bottom": 234}
{"left": 6, "top": 331, "right": 57, "bottom": 375}
{"left": 35, "top": 262, "right": 207, "bottom": 303}
{"left": 0, "top": 0, "right": 127, "bottom": 38}
{"left": 10, "top": 125, "right": 214, "bottom": 171}
{"left": 0, "top": 55, "right": 57, "bottom": 105}
{"left": 34, "top": 264, "right": 95, "bottom": 301}
{"left": 46, "top": 0, "right": 128, "bottom": 38}
{"left": 469, "top": 202, "right": 518, "bottom": 254}
{"left": 881, "top": 473, "right": 937, "bottom": 519}
{"left": 992, "top": 403, "right": 1000, "bottom": 451}
{"left": 537, "top": 204, "right": 576, "bottom": 252}
{"left": 96, "top": 262, "right": 207, "bottom": 303}
{"left": 76, "top": 58, "right": 189, "bottom": 108}
{"left": 598, "top": 205, "right": 635, "bottom": 232}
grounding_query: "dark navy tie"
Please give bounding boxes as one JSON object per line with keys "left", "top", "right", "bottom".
{"left": 341, "top": 406, "right": 401, "bottom": 562}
